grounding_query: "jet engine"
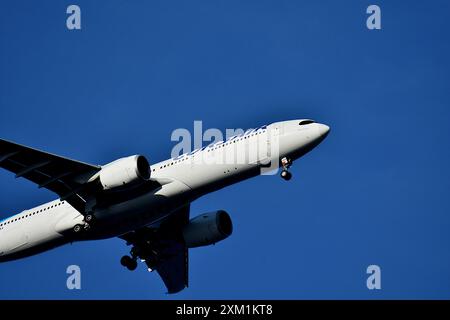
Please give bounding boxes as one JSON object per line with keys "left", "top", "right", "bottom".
{"left": 183, "top": 210, "right": 233, "bottom": 248}
{"left": 96, "top": 155, "right": 151, "bottom": 191}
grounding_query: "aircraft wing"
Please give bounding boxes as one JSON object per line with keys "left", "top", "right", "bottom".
{"left": 119, "top": 205, "right": 190, "bottom": 294}
{"left": 0, "top": 138, "right": 100, "bottom": 213}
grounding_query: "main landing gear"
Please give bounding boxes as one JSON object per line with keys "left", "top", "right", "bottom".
{"left": 120, "top": 255, "right": 138, "bottom": 271}
{"left": 73, "top": 224, "right": 83, "bottom": 233}
{"left": 72, "top": 214, "right": 96, "bottom": 234}
{"left": 280, "top": 157, "right": 292, "bottom": 181}
{"left": 84, "top": 214, "right": 95, "bottom": 224}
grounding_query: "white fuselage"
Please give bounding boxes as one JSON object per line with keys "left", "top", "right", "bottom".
{"left": 0, "top": 120, "right": 329, "bottom": 261}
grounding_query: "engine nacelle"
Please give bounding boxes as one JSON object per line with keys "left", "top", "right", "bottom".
{"left": 97, "top": 155, "right": 151, "bottom": 191}
{"left": 183, "top": 210, "right": 233, "bottom": 248}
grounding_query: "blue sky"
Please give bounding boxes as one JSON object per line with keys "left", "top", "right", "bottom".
{"left": 1, "top": 0, "right": 450, "bottom": 299}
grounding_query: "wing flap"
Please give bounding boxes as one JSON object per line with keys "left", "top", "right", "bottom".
{"left": 119, "top": 205, "right": 190, "bottom": 294}
{"left": 149, "top": 240, "right": 188, "bottom": 294}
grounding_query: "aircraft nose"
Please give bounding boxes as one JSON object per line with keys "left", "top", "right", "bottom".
{"left": 317, "top": 123, "right": 330, "bottom": 138}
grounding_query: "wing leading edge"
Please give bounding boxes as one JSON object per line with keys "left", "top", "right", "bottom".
{"left": 1, "top": 138, "right": 188, "bottom": 292}
{"left": 0, "top": 138, "right": 100, "bottom": 213}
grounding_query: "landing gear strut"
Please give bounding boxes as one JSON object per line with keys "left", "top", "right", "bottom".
{"left": 83, "top": 214, "right": 95, "bottom": 230}
{"left": 280, "top": 157, "right": 292, "bottom": 181}
{"left": 121, "top": 255, "right": 138, "bottom": 271}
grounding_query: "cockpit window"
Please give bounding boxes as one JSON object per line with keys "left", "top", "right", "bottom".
{"left": 299, "top": 120, "right": 315, "bottom": 126}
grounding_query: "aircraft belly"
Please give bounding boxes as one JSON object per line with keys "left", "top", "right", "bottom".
{"left": 0, "top": 221, "right": 65, "bottom": 261}
{"left": 88, "top": 179, "right": 193, "bottom": 239}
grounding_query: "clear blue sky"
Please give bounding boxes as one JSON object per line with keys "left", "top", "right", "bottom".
{"left": 1, "top": 0, "right": 450, "bottom": 299}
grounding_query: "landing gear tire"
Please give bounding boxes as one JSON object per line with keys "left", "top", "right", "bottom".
{"left": 281, "top": 170, "right": 292, "bottom": 181}
{"left": 121, "top": 255, "right": 137, "bottom": 271}
{"left": 84, "top": 214, "right": 95, "bottom": 224}
{"left": 73, "top": 224, "right": 83, "bottom": 233}
{"left": 280, "top": 157, "right": 293, "bottom": 181}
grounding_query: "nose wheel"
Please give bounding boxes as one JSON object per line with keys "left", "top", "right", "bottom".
{"left": 280, "top": 157, "right": 293, "bottom": 181}
{"left": 281, "top": 170, "right": 292, "bottom": 181}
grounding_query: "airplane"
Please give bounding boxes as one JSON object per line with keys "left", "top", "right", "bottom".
{"left": 0, "top": 119, "right": 330, "bottom": 293}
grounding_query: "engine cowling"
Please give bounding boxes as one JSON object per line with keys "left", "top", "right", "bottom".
{"left": 97, "top": 155, "right": 151, "bottom": 191}
{"left": 183, "top": 210, "right": 233, "bottom": 248}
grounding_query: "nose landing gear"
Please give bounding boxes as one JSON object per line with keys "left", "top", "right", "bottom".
{"left": 280, "top": 157, "right": 292, "bottom": 181}
{"left": 281, "top": 170, "right": 292, "bottom": 181}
